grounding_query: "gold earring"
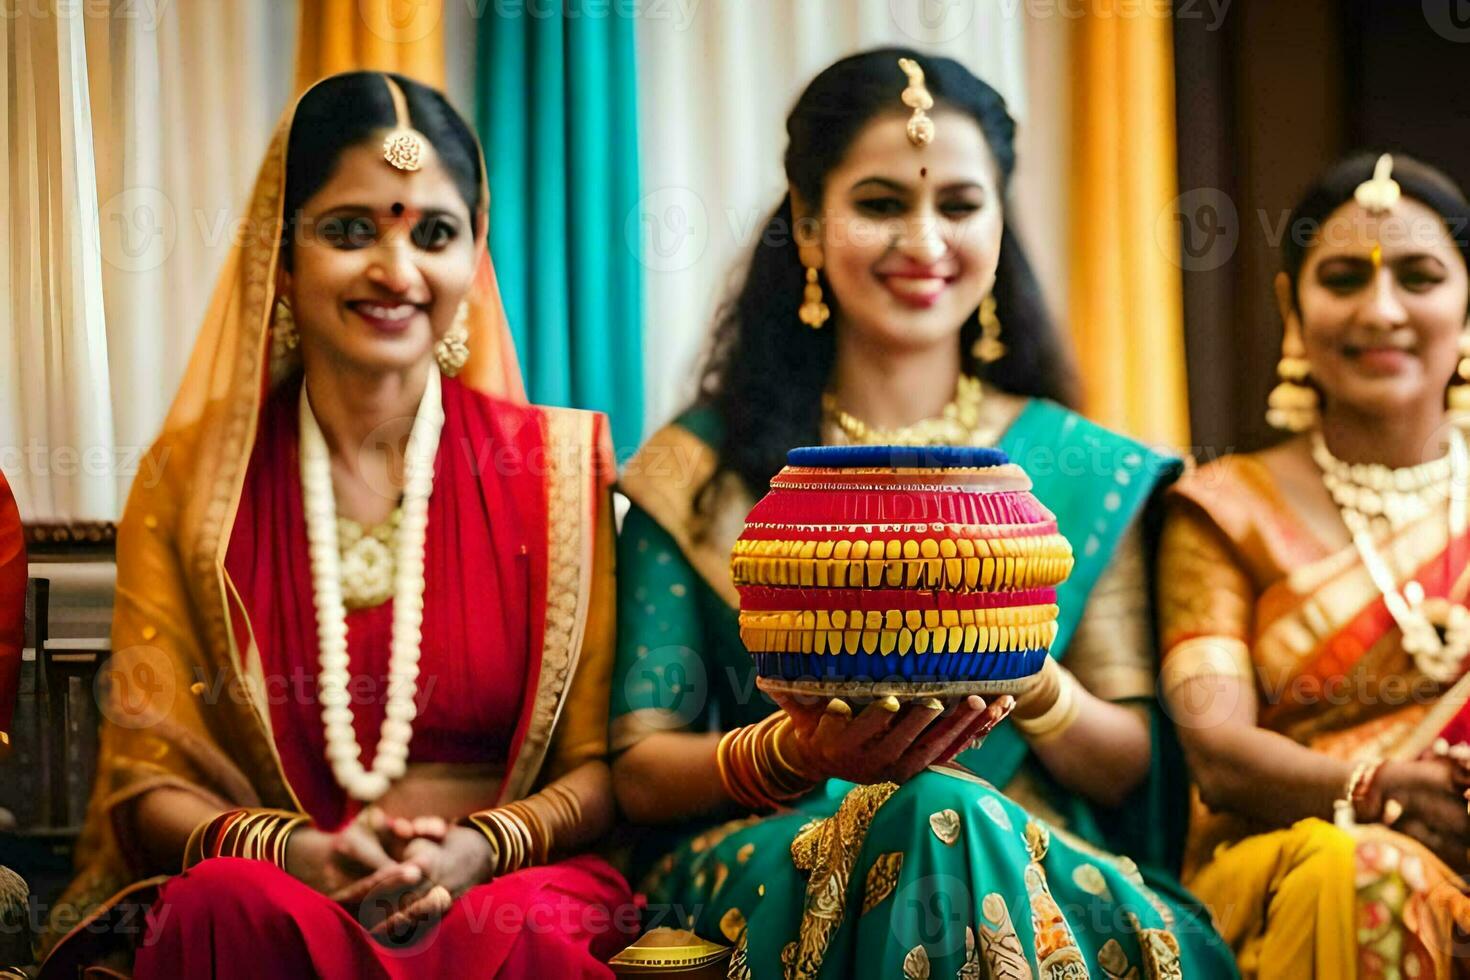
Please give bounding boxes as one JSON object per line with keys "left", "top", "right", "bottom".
{"left": 1447, "top": 329, "right": 1470, "bottom": 417}
{"left": 1266, "top": 327, "right": 1318, "bottom": 432}
{"left": 798, "top": 262, "right": 830, "bottom": 329}
{"left": 273, "top": 297, "right": 299, "bottom": 352}
{"left": 973, "top": 294, "right": 1006, "bottom": 364}
{"left": 435, "top": 301, "right": 470, "bottom": 377}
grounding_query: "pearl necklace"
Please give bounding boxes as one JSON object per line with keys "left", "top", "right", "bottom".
{"left": 1317, "top": 425, "right": 1470, "bottom": 684}
{"left": 823, "top": 375, "right": 985, "bottom": 447}
{"left": 299, "top": 370, "right": 443, "bottom": 802}
{"left": 1311, "top": 431, "right": 1452, "bottom": 531}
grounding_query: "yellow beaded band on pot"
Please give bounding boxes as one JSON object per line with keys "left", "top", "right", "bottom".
{"left": 732, "top": 533, "right": 1072, "bottom": 591}
{"left": 740, "top": 617, "right": 1059, "bottom": 657}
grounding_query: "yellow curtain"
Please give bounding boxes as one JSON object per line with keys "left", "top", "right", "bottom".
{"left": 294, "top": 0, "right": 445, "bottom": 94}
{"left": 1067, "top": 2, "right": 1190, "bottom": 448}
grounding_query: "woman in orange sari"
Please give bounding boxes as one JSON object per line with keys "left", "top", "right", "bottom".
{"left": 1158, "top": 152, "right": 1470, "bottom": 977}
{"left": 39, "top": 72, "right": 633, "bottom": 978}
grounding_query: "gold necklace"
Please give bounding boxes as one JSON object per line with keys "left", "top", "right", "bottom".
{"left": 1314, "top": 425, "right": 1470, "bottom": 684}
{"left": 336, "top": 506, "right": 403, "bottom": 609}
{"left": 823, "top": 375, "right": 986, "bottom": 447}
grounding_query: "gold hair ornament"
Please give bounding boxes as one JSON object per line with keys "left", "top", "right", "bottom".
{"left": 898, "top": 57, "right": 934, "bottom": 147}
{"left": 1354, "top": 154, "right": 1401, "bottom": 215}
{"left": 382, "top": 75, "right": 426, "bottom": 172}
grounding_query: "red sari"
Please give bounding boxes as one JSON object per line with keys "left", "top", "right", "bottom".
{"left": 123, "top": 378, "right": 634, "bottom": 978}
{"left": 0, "top": 470, "right": 24, "bottom": 745}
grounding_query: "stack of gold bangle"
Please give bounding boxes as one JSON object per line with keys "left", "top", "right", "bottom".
{"left": 534, "top": 783, "right": 584, "bottom": 836}
{"left": 716, "top": 713, "right": 815, "bottom": 810}
{"left": 461, "top": 783, "right": 587, "bottom": 875}
{"left": 183, "top": 808, "right": 311, "bottom": 871}
{"left": 462, "top": 807, "right": 532, "bottom": 874}
{"left": 1011, "top": 659, "right": 1081, "bottom": 744}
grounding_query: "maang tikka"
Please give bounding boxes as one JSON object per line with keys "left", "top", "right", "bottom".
{"left": 898, "top": 57, "right": 935, "bottom": 148}
{"left": 381, "top": 75, "right": 426, "bottom": 172}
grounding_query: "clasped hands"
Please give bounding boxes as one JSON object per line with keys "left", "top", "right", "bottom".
{"left": 286, "top": 807, "right": 495, "bottom": 942}
{"left": 767, "top": 689, "right": 1016, "bottom": 785}
{"left": 1372, "top": 746, "right": 1470, "bottom": 873}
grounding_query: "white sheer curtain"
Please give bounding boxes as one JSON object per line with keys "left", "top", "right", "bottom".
{"left": 1, "top": 2, "right": 294, "bottom": 524}
{"left": 1, "top": 7, "right": 115, "bottom": 523}
{"left": 632, "top": 0, "right": 1029, "bottom": 434}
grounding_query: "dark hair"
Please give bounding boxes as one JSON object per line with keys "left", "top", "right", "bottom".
{"left": 693, "top": 48, "right": 1077, "bottom": 505}
{"left": 282, "top": 71, "right": 482, "bottom": 267}
{"left": 1281, "top": 151, "right": 1470, "bottom": 305}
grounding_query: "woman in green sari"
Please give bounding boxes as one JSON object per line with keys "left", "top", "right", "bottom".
{"left": 610, "top": 49, "right": 1233, "bottom": 978}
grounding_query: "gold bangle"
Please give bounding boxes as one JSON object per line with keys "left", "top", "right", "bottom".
{"left": 185, "top": 809, "right": 308, "bottom": 872}
{"left": 182, "top": 814, "right": 219, "bottom": 870}
{"left": 764, "top": 716, "right": 816, "bottom": 798}
{"left": 272, "top": 814, "right": 311, "bottom": 870}
{"left": 1012, "top": 665, "right": 1080, "bottom": 743}
{"left": 1012, "top": 658, "right": 1062, "bottom": 721}
{"left": 1334, "top": 761, "right": 1373, "bottom": 829}
{"left": 462, "top": 813, "right": 504, "bottom": 874}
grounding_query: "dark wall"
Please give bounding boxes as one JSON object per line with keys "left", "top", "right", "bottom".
{"left": 1174, "top": 0, "right": 1470, "bottom": 456}
{"left": 1345, "top": 0, "right": 1470, "bottom": 193}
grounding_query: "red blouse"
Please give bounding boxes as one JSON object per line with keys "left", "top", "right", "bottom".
{"left": 226, "top": 377, "right": 544, "bottom": 827}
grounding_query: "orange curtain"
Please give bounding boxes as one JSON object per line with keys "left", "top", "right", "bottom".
{"left": 1067, "top": 2, "right": 1190, "bottom": 448}
{"left": 294, "top": 0, "right": 445, "bottom": 94}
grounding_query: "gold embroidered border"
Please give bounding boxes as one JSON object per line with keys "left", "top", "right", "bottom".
{"left": 502, "top": 408, "right": 597, "bottom": 801}
{"left": 860, "top": 852, "right": 904, "bottom": 915}
{"left": 195, "top": 116, "right": 297, "bottom": 807}
{"left": 788, "top": 782, "right": 898, "bottom": 979}
{"left": 620, "top": 423, "right": 747, "bottom": 609}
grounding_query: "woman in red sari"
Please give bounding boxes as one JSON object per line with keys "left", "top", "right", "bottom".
{"left": 40, "top": 72, "right": 633, "bottom": 978}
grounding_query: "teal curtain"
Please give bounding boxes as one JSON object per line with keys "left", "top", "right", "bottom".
{"left": 475, "top": 10, "right": 643, "bottom": 453}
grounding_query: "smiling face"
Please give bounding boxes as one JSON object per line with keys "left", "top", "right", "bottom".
{"left": 814, "top": 108, "right": 1002, "bottom": 356}
{"left": 1284, "top": 196, "right": 1469, "bottom": 420}
{"left": 279, "top": 139, "right": 478, "bottom": 376}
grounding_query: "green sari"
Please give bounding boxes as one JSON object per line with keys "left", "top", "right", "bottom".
{"left": 612, "top": 398, "right": 1235, "bottom": 978}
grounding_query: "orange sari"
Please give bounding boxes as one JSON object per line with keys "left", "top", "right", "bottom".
{"left": 1159, "top": 454, "right": 1470, "bottom": 978}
